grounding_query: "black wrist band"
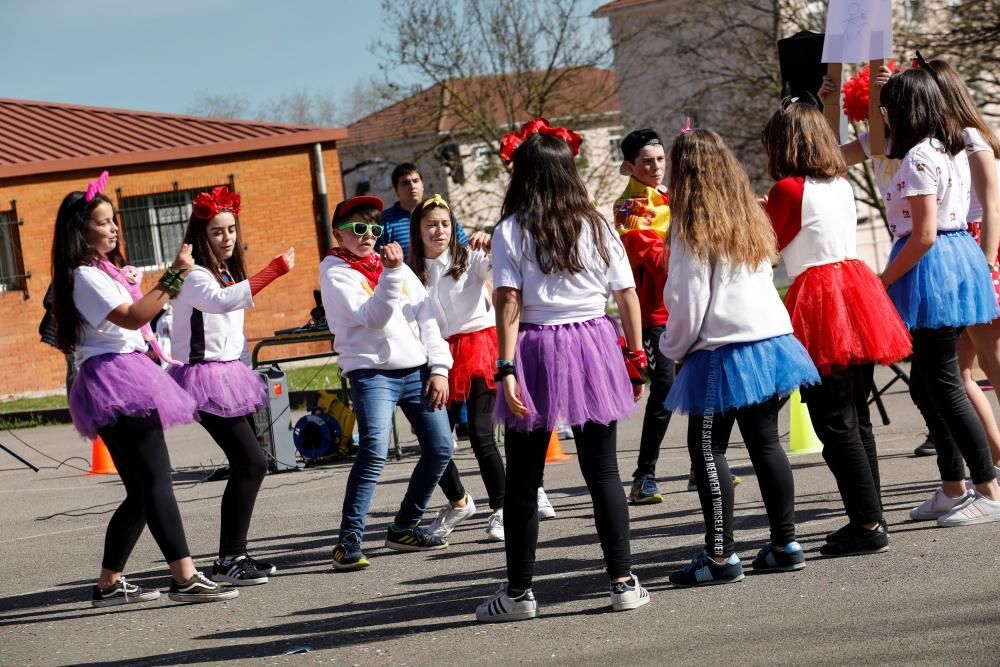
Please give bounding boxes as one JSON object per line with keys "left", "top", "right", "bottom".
{"left": 158, "top": 267, "right": 185, "bottom": 296}
{"left": 493, "top": 365, "right": 516, "bottom": 382}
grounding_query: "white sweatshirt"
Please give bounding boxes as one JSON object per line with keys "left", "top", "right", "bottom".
{"left": 318, "top": 255, "right": 453, "bottom": 376}
{"left": 171, "top": 266, "right": 254, "bottom": 364}
{"left": 659, "top": 235, "right": 793, "bottom": 362}
{"left": 423, "top": 248, "right": 494, "bottom": 339}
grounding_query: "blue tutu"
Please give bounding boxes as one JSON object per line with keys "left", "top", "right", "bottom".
{"left": 887, "top": 230, "right": 999, "bottom": 330}
{"left": 665, "top": 334, "right": 820, "bottom": 415}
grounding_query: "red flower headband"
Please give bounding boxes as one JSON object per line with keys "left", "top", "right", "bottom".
{"left": 499, "top": 117, "right": 583, "bottom": 163}
{"left": 192, "top": 186, "right": 241, "bottom": 220}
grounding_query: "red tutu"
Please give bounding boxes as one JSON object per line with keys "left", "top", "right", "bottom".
{"left": 968, "top": 221, "right": 1000, "bottom": 304}
{"left": 784, "top": 259, "right": 912, "bottom": 376}
{"left": 447, "top": 327, "right": 498, "bottom": 402}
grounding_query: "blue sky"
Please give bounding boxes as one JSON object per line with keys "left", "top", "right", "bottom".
{"left": 1, "top": 0, "right": 395, "bottom": 115}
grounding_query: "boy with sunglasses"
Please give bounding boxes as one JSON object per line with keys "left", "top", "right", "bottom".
{"left": 319, "top": 196, "right": 455, "bottom": 570}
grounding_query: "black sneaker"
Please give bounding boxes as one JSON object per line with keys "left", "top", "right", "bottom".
{"left": 91, "top": 577, "right": 161, "bottom": 608}
{"left": 751, "top": 541, "right": 806, "bottom": 572}
{"left": 669, "top": 552, "right": 745, "bottom": 587}
{"left": 820, "top": 523, "right": 889, "bottom": 557}
{"left": 384, "top": 524, "right": 448, "bottom": 552}
{"left": 244, "top": 553, "right": 277, "bottom": 575}
{"left": 168, "top": 572, "right": 240, "bottom": 603}
{"left": 914, "top": 435, "right": 936, "bottom": 456}
{"left": 827, "top": 519, "right": 888, "bottom": 542}
{"left": 332, "top": 539, "right": 370, "bottom": 570}
{"left": 211, "top": 556, "right": 269, "bottom": 586}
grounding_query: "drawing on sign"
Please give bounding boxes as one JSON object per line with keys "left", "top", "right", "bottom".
{"left": 821, "top": 0, "right": 892, "bottom": 64}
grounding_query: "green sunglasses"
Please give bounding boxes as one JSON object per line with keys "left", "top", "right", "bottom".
{"left": 337, "top": 221, "right": 384, "bottom": 238}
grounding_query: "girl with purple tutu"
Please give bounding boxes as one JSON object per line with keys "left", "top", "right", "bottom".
{"left": 660, "top": 129, "right": 819, "bottom": 588}
{"left": 52, "top": 173, "right": 237, "bottom": 606}
{"left": 168, "top": 186, "right": 293, "bottom": 585}
{"left": 475, "top": 119, "right": 651, "bottom": 623}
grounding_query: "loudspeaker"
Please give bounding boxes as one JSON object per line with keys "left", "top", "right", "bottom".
{"left": 252, "top": 366, "right": 301, "bottom": 473}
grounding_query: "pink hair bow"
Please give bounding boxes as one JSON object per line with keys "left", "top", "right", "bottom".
{"left": 85, "top": 170, "right": 109, "bottom": 202}
{"left": 499, "top": 117, "right": 583, "bottom": 163}
{"left": 679, "top": 117, "right": 692, "bottom": 134}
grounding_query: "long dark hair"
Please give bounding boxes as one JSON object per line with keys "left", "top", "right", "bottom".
{"left": 50, "top": 191, "right": 121, "bottom": 352}
{"left": 499, "top": 132, "right": 611, "bottom": 274}
{"left": 408, "top": 198, "right": 469, "bottom": 286}
{"left": 880, "top": 69, "right": 963, "bottom": 160}
{"left": 925, "top": 58, "right": 1000, "bottom": 158}
{"left": 181, "top": 207, "right": 248, "bottom": 286}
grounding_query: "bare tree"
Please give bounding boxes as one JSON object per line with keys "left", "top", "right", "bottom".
{"left": 186, "top": 90, "right": 254, "bottom": 120}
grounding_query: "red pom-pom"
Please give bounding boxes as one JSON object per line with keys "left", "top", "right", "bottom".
{"left": 841, "top": 60, "right": 899, "bottom": 122}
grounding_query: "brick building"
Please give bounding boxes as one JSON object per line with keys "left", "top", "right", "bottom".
{"left": 0, "top": 98, "right": 347, "bottom": 397}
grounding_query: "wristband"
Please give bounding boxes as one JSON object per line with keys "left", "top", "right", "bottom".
{"left": 620, "top": 337, "right": 648, "bottom": 386}
{"left": 158, "top": 267, "right": 186, "bottom": 296}
{"left": 493, "top": 365, "right": 516, "bottom": 382}
{"left": 496, "top": 359, "right": 515, "bottom": 370}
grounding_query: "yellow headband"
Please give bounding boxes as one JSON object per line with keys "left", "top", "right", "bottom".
{"left": 420, "top": 193, "right": 450, "bottom": 211}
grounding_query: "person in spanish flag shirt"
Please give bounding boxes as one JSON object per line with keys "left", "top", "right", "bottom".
{"left": 612, "top": 129, "right": 675, "bottom": 506}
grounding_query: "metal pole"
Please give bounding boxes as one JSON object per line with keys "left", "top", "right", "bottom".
{"left": 313, "top": 143, "right": 333, "bottom": 255}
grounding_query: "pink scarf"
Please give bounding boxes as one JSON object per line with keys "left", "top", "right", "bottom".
{"left": 93, "top": 258, "right": 180, "bottom": 366}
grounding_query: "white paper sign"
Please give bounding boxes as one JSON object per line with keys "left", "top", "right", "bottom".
{"left": 821, "top": 0, "right": 893, "bottom": 64}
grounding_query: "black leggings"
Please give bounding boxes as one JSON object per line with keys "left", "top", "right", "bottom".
{"left": 910, "top": 327, "right": 997, "bottom": 485}
{"left": 504, "top": 421, "right": 630, "bottom": 590}
{"left": 801, "top": 364, "right": 883, "bottom": 525}
{"left": 687, "top": 398, "right": 796, "bottom": 558}
{"left": 437, "top": 378, "right": 506, "bottom": 510}
{"left": 633, "top": 325, "right": 676, "bottom": 478}
{"left": 98, "top": 412, "right": 191, "bottom": 572}
{"left": 198, "top": 411, "right": 269, "bottom": 557}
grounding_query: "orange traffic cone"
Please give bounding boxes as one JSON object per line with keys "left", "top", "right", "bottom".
{"left": 88, "top": 436, "right": 117, "bottom": 475}
{"left": 545, "top": 430, "right": 572, "bottom": 463}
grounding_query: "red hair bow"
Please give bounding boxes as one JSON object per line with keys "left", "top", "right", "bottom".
{"left": 498, "top": 117, "right": 583, "bottom": 163}
{"left": 192, "top": 186, "right": 242, "bottom": 220}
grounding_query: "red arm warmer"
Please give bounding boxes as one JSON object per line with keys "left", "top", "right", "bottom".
{"left": 249, "top": 255, "right": 290, "bottom": 296}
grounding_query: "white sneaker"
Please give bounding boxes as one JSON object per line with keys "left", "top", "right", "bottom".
{"left": 556, "top": 425, "right": 574, "bottom": 440}
{"left": 485, "top": 509, "right": 505, "bottom": 542}
{"left": 610, "top": 573, "right": 651, "bottom": 611}
{"left": 937, "top": 492, "right": 1000, "bottom": 527}
{"left": 427, "top": 494, "right": 477, "bottom": 537}
{"left": 537, "top": 487, "right": 556, "bottom": 520}
{"left": 909, "top": 487, "right": 973, "bottom": 521}
{"left": 475, "top": 584, "right": 538, "bottom": 623}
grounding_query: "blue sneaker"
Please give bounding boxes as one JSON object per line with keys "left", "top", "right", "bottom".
{"left": 751, "top": 541, "right": 805, "bottom": 572}
{"left": 332, "top": 537, "right": 370, "bottom": 571}
{"left": 628, "top": 474, "right": 663, "bottom": 505}
{"left": 384, "top": 524, "right": 448, "bottom": 552}
{"left": 669, "top": 552, "right": 744, "bottom": 587}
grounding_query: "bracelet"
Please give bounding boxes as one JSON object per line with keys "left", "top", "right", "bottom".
{"left": 158, "top": 267, "right": 186, "bottom": 296}
{"left": 493, "top": 365, "right": 516, "bottom": 382}
{"left": 495, "top": 359, "right": 515, "bottom": 370}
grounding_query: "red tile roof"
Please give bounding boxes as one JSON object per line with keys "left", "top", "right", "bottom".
{"left": 0, "top": 98, "right": 348, "bottom": 179}
{"left": 344, "top": 67, "right": 619, "bottom": 147}
{"left": 593, "top": 0, "right": 663, "bottom": 16}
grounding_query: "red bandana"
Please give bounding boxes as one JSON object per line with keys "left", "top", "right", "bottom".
{"left": 328, "top": 247, "right": 384, "bottom": 289}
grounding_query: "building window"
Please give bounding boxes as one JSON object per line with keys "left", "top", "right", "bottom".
{"left": 0, "top": 201, "right": 28, "bottom": 294}
{"left": 609, "top": 131, "right": 624, "bottom": 162}
{"left": 117, "top": 181, "right": 229, "bottom": 269}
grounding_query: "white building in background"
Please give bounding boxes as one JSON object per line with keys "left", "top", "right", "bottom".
{"left": 340, "top": 67, "right": 625, "bottom": 229}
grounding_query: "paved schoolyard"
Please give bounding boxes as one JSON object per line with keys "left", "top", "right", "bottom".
{"left": 1, "top": 365, "right": 998, "bottom": 666}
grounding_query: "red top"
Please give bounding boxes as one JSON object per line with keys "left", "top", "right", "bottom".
{"left": 619, "top": 229, "right": 668, "bottom": 327}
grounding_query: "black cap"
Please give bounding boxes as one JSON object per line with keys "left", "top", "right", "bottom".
{"left": 620, "top": 129, "right": 663, "bottom": 163}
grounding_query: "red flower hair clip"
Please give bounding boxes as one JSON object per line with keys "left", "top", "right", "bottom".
{"left": 499, "top": 117, "right": 583, "bottom": 163}
{"left": 192, "top": 186, "right": 242, "bottom": 220}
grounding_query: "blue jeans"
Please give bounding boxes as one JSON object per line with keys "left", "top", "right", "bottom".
{"left": 339, "top": 366, "right": 454, "bottom": 543}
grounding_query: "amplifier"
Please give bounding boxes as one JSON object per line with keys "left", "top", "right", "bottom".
{"left": 252, "top": 366, "right": 301, "bottom": 473}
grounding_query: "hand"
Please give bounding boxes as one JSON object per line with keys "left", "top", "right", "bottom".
{"left": 758, "top": 194, "right": 769, "bottom": 209}
{"left": 818, "top": 75, "right": 837, "bottom": 101}
{"left": 502, "top": 374, "right": 529, "bottom": 418}
{"left": 633, "top": 382, "right": 644, "bottom": 402}
{"left": 381, "top": 242, "right": 404, "bottom": 268}
{"left": 424, "top": 374, "right": 449, "bottom": 410}
{"left": 171, "top": 243, "right": 193, "bottom": 274}
{"left": 874, "top": 65, "right": 892, "bottom": 88}
{"left": 280, "top": 247, "right": 295, "bottom": 271}
{"left": 467, "top": 231, "right": 491, "bottom": 251}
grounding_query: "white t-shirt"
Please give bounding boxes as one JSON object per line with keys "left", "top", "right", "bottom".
{"left": 491, "top": 215, "right": 635, "bottom": 325}
{"left": 964, "top": 127, "right": 1000, "bottom": 223}
{"left": 863, "top": 134, "right": 970, "bottom": 238}
{"left": 72, "top": 265, "right": 147, "bottom": 365}
{"left": 424, "top": 248, "right": 494, "bottom": 339}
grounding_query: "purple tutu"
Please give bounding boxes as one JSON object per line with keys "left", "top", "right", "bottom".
{"left": 69, "top": 351, "right": 198, "bottom": 438}
{"left": 168, "top": 360, "right": 267, "bottom": 418}
{"left": 494, "top": 316, "right": 637, "bottom": 432}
